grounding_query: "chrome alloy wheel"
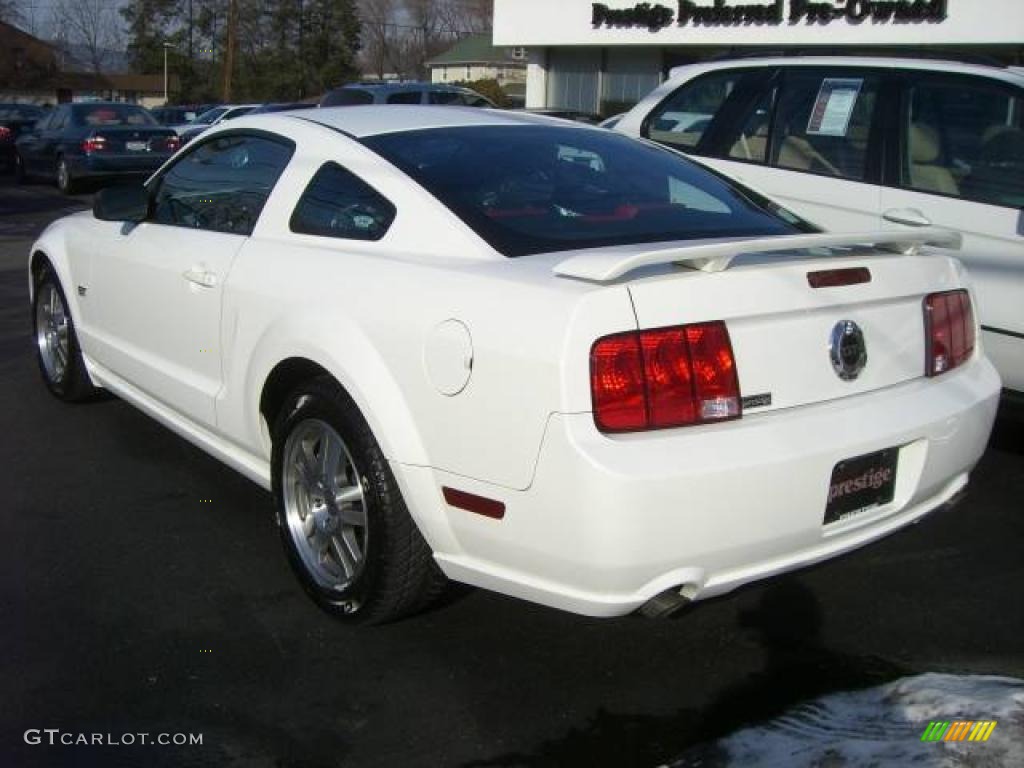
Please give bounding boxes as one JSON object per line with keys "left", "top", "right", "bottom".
{"left": 57, "top": 159, "right": 69, "bottom": 191}
{"left": 282, "top": 418, "right": 368, "bottom": 591}
{"left": 35, "top": 282, "right": 70, "bottom": 384}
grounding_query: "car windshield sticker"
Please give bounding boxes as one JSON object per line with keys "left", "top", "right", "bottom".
{"left": 806, "top": 78, "right": 863, "bottom": 137}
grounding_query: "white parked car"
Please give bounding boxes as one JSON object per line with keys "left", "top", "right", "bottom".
{"left": 171, "top": 104, "right": 261, "bottom": 141}
{"left": 615, "top": 56, "right": 1024, "bottom": 407}
{"left": 29, "top": 107, "right": 1000, "bottom": 623}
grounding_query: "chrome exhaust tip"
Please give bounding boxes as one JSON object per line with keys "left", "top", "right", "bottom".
{"left": 638, "top": 586, "right": 693, "bottom": 619}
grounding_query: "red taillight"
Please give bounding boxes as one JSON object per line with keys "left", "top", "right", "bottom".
{"left": 641, "top": 327, "right": 695, "bottom": 426}
{"left": 591, "top": 321, "right": 741, "bottom": 433}
{"left": 0, "top": 126, "right": 12, "bottom": 142}
{"left": 924, "top": 289, "right": 975, "bottom": 377}
{"left": 686, "top": 322, "right": 742, "bottom": 421}
{"left": 590, "top": 332, "right": 647, "bottom": 432}
{"left": 165, "top": 135, "right": 181, "bottom": 152}
{"left": 81, "top": 136, "right": 107, "bottom": 153}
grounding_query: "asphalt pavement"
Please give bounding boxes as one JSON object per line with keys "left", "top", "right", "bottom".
{"left": 1, "top": 175, "right": 1022, "bottom": 767}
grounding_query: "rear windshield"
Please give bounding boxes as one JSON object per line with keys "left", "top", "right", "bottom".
{"left": 193, "top": 107, "right": 227, "bottom": 124}
{"left": 222, "top": 106, "right": 255, "bottom": 120}
{"left": 363, "top": 125, "right": 809, "bottom": 257}
{"left": 0, "top": 104, "right": 43, "bottom": 120}
{"left": 323, "top": 89, "right": 374, "bottom": 107}
{"left": 73, "top": 105, "right": 157, "bottom": 127}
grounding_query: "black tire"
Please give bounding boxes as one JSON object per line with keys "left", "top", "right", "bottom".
{"left": 14, "top": 152, "right": 28, "bottom": 184}
{"left": 271, "top": 375, "right": 446, "bottom": 624}
{"left": 56, "top": 155, "right": 77, "bottom": 194}
{"left": 32, "top": 267, "right": 96, "bottom": 402}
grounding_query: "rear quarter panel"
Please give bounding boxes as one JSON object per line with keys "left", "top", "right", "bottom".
{"left": 214, "top": 116, "right": 638, "bottom": 493}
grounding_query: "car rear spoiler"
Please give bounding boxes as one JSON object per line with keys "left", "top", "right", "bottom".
{"left": 552, "top": 228, "right": 961, "bottom": 283}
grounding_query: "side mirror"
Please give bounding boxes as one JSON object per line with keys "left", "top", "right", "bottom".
{"left": 93, "top": 184, "right": 150, "bottom": 222}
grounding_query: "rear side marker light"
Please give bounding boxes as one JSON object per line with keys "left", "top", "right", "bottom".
{"left": 442, "top": 487, "right": 505, "bottom": 520}
{"left": 924, "top": 289, "right": 975, "bottom": 377}
{"left": 807, "top": 267, "right": 871, "bottom": 288}
{"left": 591, "top": 321, "right": 741, "bottom": 433}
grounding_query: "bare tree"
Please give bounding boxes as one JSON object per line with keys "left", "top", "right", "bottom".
{"left": 51, "top": 0, "right": 120, "bottom": 74}
{"left": 465, "top": 0, "right": 494, "bottom": 32}
{"left": 438, "top": 0, "right": 493, "bottom": 35}
{"left": 0, "top": 0, "right": 23, "bottom": 25}
{"left": 360, "top": 0, "right": 401, "bottom": 79}
{"left": 357, "top": 0, "right": 493, "bottom": 81}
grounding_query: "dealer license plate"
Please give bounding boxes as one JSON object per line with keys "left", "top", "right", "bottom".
{"left": 824, "top": 448, "right": 898, "bottom": 525}
{"left": 125, "top": 140, "right": 148, "bottom": 151}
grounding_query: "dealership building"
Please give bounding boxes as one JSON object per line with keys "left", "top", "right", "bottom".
{"left": 493, "top": 0, "right": 1024, "bottom": 116}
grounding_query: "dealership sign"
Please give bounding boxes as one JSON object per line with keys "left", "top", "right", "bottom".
{"left": 591, "top": 0, "right": 948, "bottom": 30}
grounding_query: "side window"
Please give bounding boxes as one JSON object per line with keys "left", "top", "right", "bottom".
{"left": 151, "top": 133, "right": 294, "bottom": 235}
{"left": 387, "top": 91, "right": 422, "bottom": 105}
{"left": 769, "top": 70, "right": 880, "bottom": 181}
{"left": 32, "top": 111, "right": 53, "bottom": 132}
{"left": 289, "top": 162, "right": 396, "bottom": 241}
{"left": 726, "top": 84, "right": 777, "bottom": 164}
{"left": 428, "top": 90, "right": 463, "bottom": 105}
{"left": 50, "top": 107, "right": 68, "bottom": 131}
{"left": 644, "top": 70, "right": 749, "bottom": 151}
{"left": 901, "top": 76, "right": 1024, "bottom": 208}
{"left": 325, "top": 89, "right": 373, "bottom": 106}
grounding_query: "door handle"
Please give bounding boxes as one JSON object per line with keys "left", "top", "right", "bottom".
{"left": 883, "top": 208, "right": 932, "bottom": 227}
{"left": 183, "top": 266, "right": 217, "bottom": 288}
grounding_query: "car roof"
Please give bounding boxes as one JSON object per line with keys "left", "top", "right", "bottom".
{"left": 668, "top": 55, "right": 1024, "bottom": 87}
{"left": 70, "top": 101, "right": 149, "bottom": 108}
{"left": 296, "top": 105, "right": 586, "bottom": 138}
{"left": 335, "top": 82, "right": 473, "bottom": 93}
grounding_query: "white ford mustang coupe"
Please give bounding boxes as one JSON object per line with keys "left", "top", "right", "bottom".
{"left": 29, "top": 107, "right": 1000, "bottom": 623}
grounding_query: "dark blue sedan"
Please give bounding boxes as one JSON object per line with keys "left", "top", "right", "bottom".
{"left": 0, "top": 103, "right": 45, "bottom": 172}
{"left": 14, "top": 102, "right": 180, "bottom": 194}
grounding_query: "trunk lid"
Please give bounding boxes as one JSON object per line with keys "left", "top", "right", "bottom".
{"left": 87, "top": 126, "right": 178, "bottom": 154}
{"left": 551, "top": 230, "right": 966, "bottom": 415}
{"left": 624, "top": 247, "right": 963, "bottom": 413}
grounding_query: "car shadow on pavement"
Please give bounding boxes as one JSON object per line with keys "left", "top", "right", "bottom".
{"left": 0, "top": 176, "right": 91, "bottom": 239}
{"left": 991, "top": 412, "right": 1024, "bottom": 455}
{"left": 463, "top": 579, "right": 911, "bottom": 768}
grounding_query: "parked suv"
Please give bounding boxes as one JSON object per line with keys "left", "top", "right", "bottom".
{"left": 616, "top": 56, "right": 1024, "bottom": 402}
{"left": 320, "top": 82, "right": 495, "bottom": 108}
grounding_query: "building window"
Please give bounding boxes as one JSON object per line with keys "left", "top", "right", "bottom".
{"left": 512, "top": 47, "right": 525, "bottom": 60}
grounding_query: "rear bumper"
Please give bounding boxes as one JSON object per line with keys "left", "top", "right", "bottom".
{"left": 68, "top": 154, "right": 170, "bottom": 178}
{"left": 429, "top": 358, "right": 1000, "bottom": 617}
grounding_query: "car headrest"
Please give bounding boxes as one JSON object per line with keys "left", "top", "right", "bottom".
{"left": 910, "top": 123, "right": 941, "bottom": 164}
{"left": 982, "top": 124, "right": 1013, "bottom": 144}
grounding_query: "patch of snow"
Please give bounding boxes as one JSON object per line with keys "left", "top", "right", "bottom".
{"left": 671, "top": 673, "right": 1024, "bottom": 767}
